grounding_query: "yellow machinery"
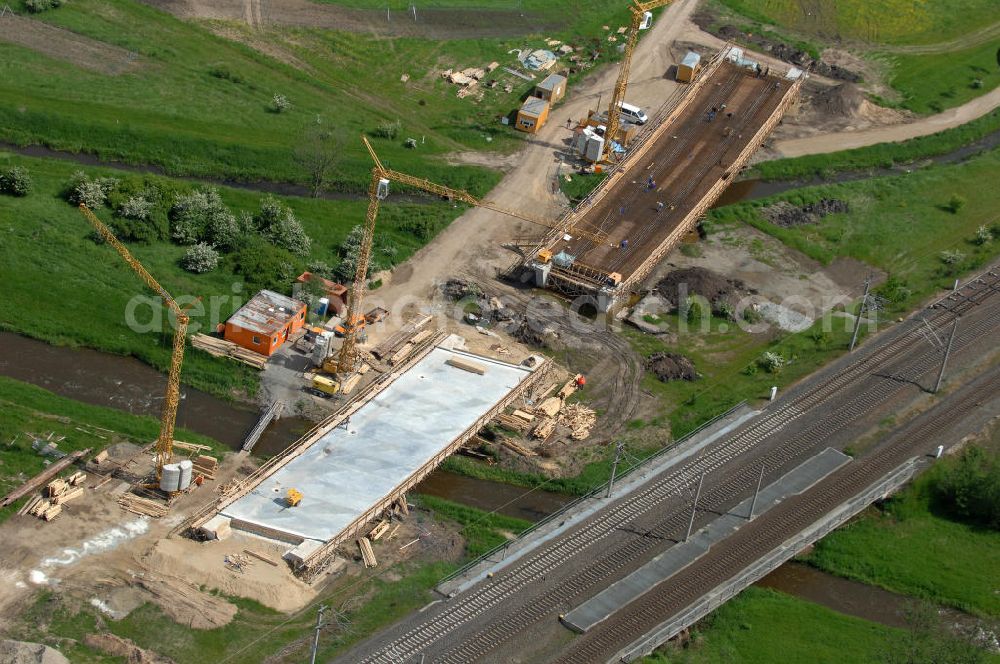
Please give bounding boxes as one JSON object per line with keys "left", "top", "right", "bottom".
{"left": 322, "top": 136, "right": 608, "bottom": 377}
{"left": 79, "top": 204, "right": 186, "bottom": 482}
{"left": 286, "top": 488, "right": 303, "bottom": 507}
{"left": 310, "top": 374, "right": 340, "bottom": 398}
{"left": 602, "top": 0, "right": 676, "bottom": 162}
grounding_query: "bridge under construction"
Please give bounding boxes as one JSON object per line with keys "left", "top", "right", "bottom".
{"left": 524, "top": 46, "right": 804, "bottom": 311}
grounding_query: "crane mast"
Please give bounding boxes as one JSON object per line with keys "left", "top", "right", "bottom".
{"left": 603, "top": 0, "right": 675, "bottom": 161}
{"left": 78, "top": 204, "right": 187, "bottom": 479}
{"left": 328, "top": 136, "right": 607, "bottom": 376}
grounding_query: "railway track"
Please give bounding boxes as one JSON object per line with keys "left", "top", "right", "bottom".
{"left": 558, "top": 365, "right": 1000, "bottom": 663}
{"left": 351, "top": 269, "right": 1000, "bottom": 664}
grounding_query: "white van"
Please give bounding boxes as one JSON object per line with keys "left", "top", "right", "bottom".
{"left": 618, "top": 101, "right": 648, "bottom": 125}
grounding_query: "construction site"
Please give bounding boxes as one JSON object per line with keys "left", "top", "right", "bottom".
{"left": 525, "top": 47, "right": 803, "bottom": 309}
{"left": 3, "top": 0, "right": 1000, "bottom": 661}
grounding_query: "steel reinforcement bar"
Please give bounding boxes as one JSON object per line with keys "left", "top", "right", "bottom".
{"left": 615, "top": 73, "right": 804, "bottom": 297}
{"left": 522, "top": 45, "right": 735, "bottom": 270}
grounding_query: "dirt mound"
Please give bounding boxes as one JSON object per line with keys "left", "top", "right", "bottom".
{"left": 512, "top": 320, "right": 548, "bottom": 348}
{"left": 647, "top": 353, "right": 699, "bottom": 382}
{"left": 82, "top": 634, "right": 173, "bottom": 664}
{"left": 712, "top": 24, "right": 860, "bottom": 82}
{"left": 811, "top": 84, "right": 865, "bottom": 118}
{"left": 0, "top": 641, "right": 70, "bottom": 664}
{"left": 762, "top": 198, "right": 849, "bottom": 227}
{"left": 656, "top": 267, "right": 748, "bottom": 311}
{"left": 440, "top": 278, "right": 483, "bottom": 301}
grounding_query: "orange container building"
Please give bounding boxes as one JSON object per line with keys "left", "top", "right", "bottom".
{"left": 224, "top": 290, "right": 307, "bottom": 356}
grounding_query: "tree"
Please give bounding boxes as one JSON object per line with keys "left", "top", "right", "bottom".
{"left": 883, "top": 602, "right": 984, "bottom": 664}
{"left": 0, "top": 166, "right": 32, "bottom": 196}
{"left": 294, "top": 126, "right": 344, "bottom": 197}
{"left": 254, "top": 196, "right": 311, "bottom": 256}
{"left": 170, "top": 188, "right": 233, "bottom": 245}
{"left": 932, "top": 446, "right": 1000, "bottom": 530}
{"left": 181, "top": 243, "right": 220, "bottom": 274}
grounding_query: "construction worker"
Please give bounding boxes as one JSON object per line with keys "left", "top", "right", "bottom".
{"left": 646, "top": 175, "right": 655, "bottom": 190}
{"left": 656, "top": 201, "right": 665, "bottom": 213}
{"left": 620, "top": 239, "right": 629, "bottom": 250}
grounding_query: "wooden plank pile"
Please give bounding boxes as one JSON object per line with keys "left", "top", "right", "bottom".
{"left": 559, "top": 404, "right": 597, "bottom": 440}
{"left": 118, "top": 494, "right": 169, "bottom": 518}
{"left": 446, "top": 357, "right": 487, "bottom": 375}
{"left": 501, "top": 437, "right": 537, "bottom": 457}
{"left": 370, "top": 315, "right": 433, "bottom": 363}
{"left": 495, "top": 411, "right": 533, "bottom": 433}
{"left": 368, "top": 520, "right": 390, "bottom": 541}
{"left": 357, "top": 536, "right": 378, "bottom": 568}
{"left": 532, "top": 417, "right": 557, "bottom": 440}
{"left": 192, "top": 455, "right": 219, "bottom": 480}
{"left": 192, "top": 333, "right": 267, "bottom": 370}
{"left": 225, "top": 552, "right": 254, "bottom": 573}
{"left": 1, "top": 448, "right": 91, "bottom": 507}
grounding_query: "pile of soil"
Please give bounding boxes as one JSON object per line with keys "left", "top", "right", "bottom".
{"left": 656, "top": 267, "right": 749, "bottom": 312}
{"left": 512, "top": 319, "right": 547, "bottom": 348}
{"left": 763, "top": 198, "right": 849, "bottom": 227}
{"left": 647, "top": 353, "right": 699, "bottom": 382}
{"left": 712, "top": 25, "right": 860, "bottom": 82}
{"left": 82, "top": 634, "right": 172, "bottom": 664}
{"left": 0, "top": 641, "right": 70, "bottom": 664}
{"left": 810, "top": 83, "right": 865, "bottom": 118}
{"left": 440, "top": 278, "right": 483, "bottom": 301}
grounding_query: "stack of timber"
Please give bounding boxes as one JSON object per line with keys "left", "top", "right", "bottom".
{"left": 244, "top": 549, "right": 279, "bottom": 566}
{"left": 370, "top": 315, "right": 433, "bottom": 362}
{"left": 446, "top": 357, "right": 487, "bottom": 375}
{"left": 559, "top": 404, "right": 597, "bottom": 440}
{"left": 495, "top": 410, "right": 533, "bottom": 433}
{"left": 173, "top": 441, "right": 212, "bottom": 454}
{"left": 500, "top": 437, "right": 537, "bottom": 457}
{"left": 118, "top": 494, "right": 169, "bottom": 518}
{"left": 192, "top": 334, "right": 267, "bottom": 370}
{"left": 357, "top": 537, "right": 378, "bottom": 568}
{"left": 192, "top": 455, "right": 219, "bottom": 480}
{"left": 558, "top": 376, "right": 582, "bottom": 399}
{"left": 0, "top": 448, "right": 91, "bottom": 508}
{"left": 368, "top": 520, "right": 390, "bottom": 541}
{"left": 532, "top": 417, "right": 557, "bottom": 440}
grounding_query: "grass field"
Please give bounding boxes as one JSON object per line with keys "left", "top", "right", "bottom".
{"left": 0, "top": 153, "right": 465, "bottom": 399}
{"left": 807, "top": 459, "right": 1000, "bottom": 617}
{"left": 716, "top": 0, "right": 1000, "bottom": 46}
{"left": 878, "top": 42, "right": 1000, "bottom": 115}
{"left": 751, "top": 109, "right": 1000, "bottom": 180}
{"left": 0, "top": 376, "right": 222, "bottom": 522}
{"left": 713, "top": 148, "right": 1000, "bottom": 312}
{"left": 712, "top": 0, "right": 1000, "bottom": 115}
{"left": 645, "top": 587, "right": 903, "bottom": 664}
{"left": 0, "top": 0, "right": 626, "bottom": 188}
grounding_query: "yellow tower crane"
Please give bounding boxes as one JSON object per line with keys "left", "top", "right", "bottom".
{"left": 602, "top": 0, "right": 676, "bottom": 162}
{"left": 324, "top": 136, "right": 608, "bottom": 376}
{"left": 79, "top": 204, "right": 187, "bottom": 482}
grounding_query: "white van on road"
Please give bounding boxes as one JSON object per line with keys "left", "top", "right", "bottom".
{"left": 617, "top": 101, "right": 648, "bottom": 125}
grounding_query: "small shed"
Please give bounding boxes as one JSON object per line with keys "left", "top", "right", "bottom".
{"left": 516, "top": 97, "right": 550, "bottom": 134}
{"left": 224, "top": 290, "right": 307, "bottom": 356}
{"left": 535, "top": 73, "right": 567, "bottom": 103}
{"left": 295, "top": 271, "right": 348, "bottom": 316}
{"left": 676, "top": 51, "right": 702, "bottom": 83}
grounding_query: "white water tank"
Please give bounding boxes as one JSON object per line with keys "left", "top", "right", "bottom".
{"left": 159, "top": 463, "right": 181, "bottom": 492}
{"left": 178, "top": 459, "right": 193, "bottom": 491}
{"left": 585, "top": 135, "right": 605, "bottom": 163}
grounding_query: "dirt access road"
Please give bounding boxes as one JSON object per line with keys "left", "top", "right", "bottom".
{"left": 773, "top": 84, "right": 1000, "bottom": 157}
